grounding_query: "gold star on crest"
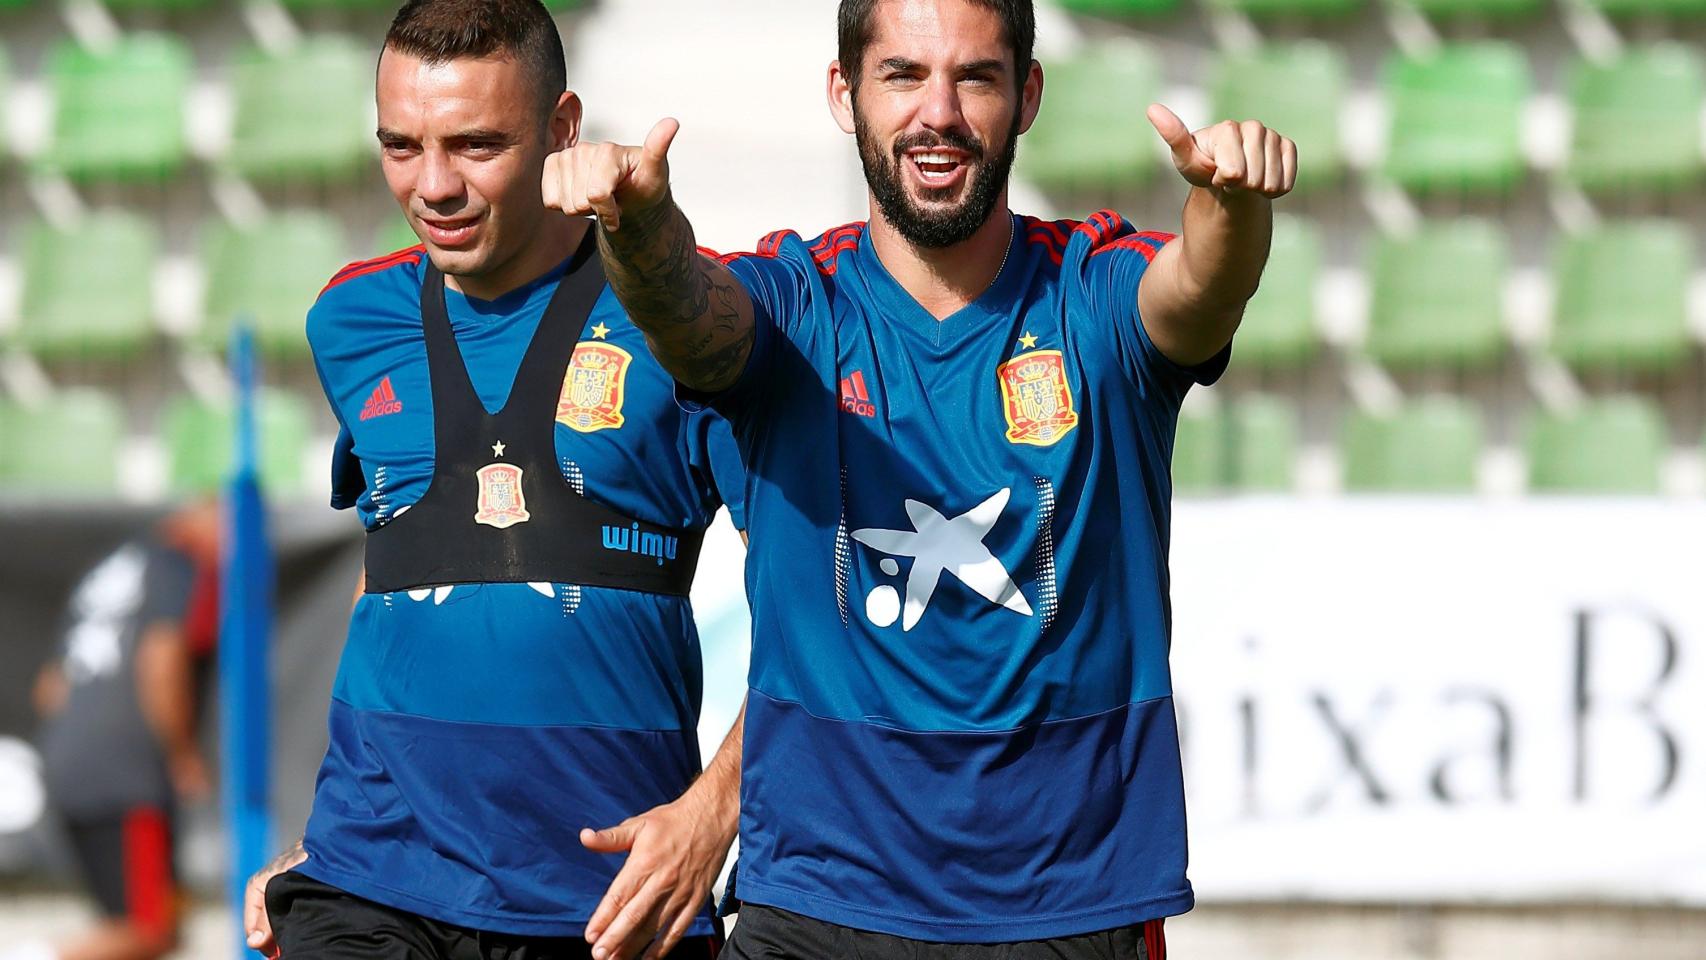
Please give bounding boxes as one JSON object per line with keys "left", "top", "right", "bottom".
{"left": 590, "top": 322, "right": 612, "bottom": 340}
{"left": 1018, "top": 332, "right": 1038, "bottom": 349}
{"left": 491, "top": 440, "right": 506, "bottom": 457}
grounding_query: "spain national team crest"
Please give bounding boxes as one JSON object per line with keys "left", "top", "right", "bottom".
{"left": 474, "top": 463, "right": 530, "bottom": 528}
{"left": 556, "top": 343, "right": 632, "bottom": 433}
{"left": 996, "top": 349, "right": 1080, "bottom": 447}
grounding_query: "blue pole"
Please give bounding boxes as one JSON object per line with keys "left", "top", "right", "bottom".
{"left": 219, "top": 322, "right": 274, "bottom": 957}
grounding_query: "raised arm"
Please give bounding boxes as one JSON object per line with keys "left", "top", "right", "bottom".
{"left": 541, "top": 119, "right": 756, "bottom": 393}
{"left": 1136, "top": 105, "right": 1297, "bottom": 367}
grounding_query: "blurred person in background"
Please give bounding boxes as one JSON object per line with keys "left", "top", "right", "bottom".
{"left": 240, "top": 2, "right": 746, "bottom": 959}
{"left": 7, "top": 498, "right": 222, "bottom": 960}
{"left": 544, "top": 0, "right": 1295, "bottom": 956}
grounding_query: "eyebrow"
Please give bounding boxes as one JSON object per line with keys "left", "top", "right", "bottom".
{"left": 873, "top": 56, "right": 1008, "bottom": 76}
{"left": 375, "top": 127, "right": 516, "bottom": 142}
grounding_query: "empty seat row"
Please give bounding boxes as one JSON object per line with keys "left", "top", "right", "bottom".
{"left": 1174, "top": 395, "right": 1677, "bottom": 494}
{"left": 9, "top": 211, "right": 392, "bottom": 360}
{"left": 1238, "top": 215, "right": 1697, "bottom": 373}
{"left": 3, "top": 34, "right": 374, "bottom": 183}
{"left": 1056, "top": 0, "right": 1706, "bottom": 18}
{"left": 0, "top": 0, "right": 584, "bottom": 11}
{"left": 1024, "top": 42, "right": 1704, "bottom": 195}
{"left": 0, "top": 389, "right": 313, "bottom": 496}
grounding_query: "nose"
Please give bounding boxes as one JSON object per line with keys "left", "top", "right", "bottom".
{"left": 416, "top": 146, "right": 465, "bottom": 207}
{"left": 916, "top": 73, "right": 965, "bottom": 137}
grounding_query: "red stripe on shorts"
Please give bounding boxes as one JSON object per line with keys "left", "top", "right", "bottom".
{"left": 123, "top": 808, "right": 174, "bottom": 941}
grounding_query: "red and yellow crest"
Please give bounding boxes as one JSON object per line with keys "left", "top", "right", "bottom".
{"left": 996, "top": 349, "right": 1079, "bottom": 447}
{"left": 474, "top": 463, "right": 530, "bottom": 529}
{"left": 557, "top": 343, "right": 632, "bottom": 433}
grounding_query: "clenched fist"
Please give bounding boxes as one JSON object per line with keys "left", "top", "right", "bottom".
{"left": 1148, "top": 104, "right": 1297, "bottom": 198}
{"left": 541, "top": 117, "right": 680, "bottom": 232}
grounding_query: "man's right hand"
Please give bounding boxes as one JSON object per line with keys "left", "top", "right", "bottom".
{"left": 244, "top": 839, "right": 307, "bottom": 956}
{"left": 541, "top": 118, "right": 679, "bottom": 233}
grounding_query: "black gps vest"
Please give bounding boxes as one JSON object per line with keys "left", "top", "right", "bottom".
{"left": 363, "top": 234, "right": 704, "bottom": 596}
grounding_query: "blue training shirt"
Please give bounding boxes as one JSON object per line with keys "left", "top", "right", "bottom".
{"left": 698, "top": 211, "right": 1227, "bottom": 942}
{"left": 300, "top": 243, "right": 745, "bottom": 936}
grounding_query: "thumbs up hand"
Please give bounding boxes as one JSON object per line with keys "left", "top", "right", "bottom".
{"left": 1148, "top": 104, "right": 1296, "bottom": 198}
{"left": 541, "top": 117, "right": 681, "bottom": 232}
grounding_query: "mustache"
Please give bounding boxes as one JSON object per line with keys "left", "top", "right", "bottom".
{"left": 890, "top": 129, "right": 985, "bottom": 163}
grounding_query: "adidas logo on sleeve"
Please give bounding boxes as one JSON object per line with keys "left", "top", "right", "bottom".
{"left": 360, "top": 376, "right": 404, "bottom": 421}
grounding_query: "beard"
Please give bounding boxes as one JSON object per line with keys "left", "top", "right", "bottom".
{"left": 854, "top": 102, "right": 1020, "bottom": 250}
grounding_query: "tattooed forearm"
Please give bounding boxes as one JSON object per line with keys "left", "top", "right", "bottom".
{"left": 597, "top": 194, "right": 756, "bottom": 393}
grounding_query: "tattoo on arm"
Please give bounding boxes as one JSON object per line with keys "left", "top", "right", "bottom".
{"left": 597, "top": 195, "right": 756, "bottom": 393}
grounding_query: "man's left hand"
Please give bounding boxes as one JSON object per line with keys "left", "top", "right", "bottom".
{"left": 1148, "top": 103, "right": 1297, "bottom": 198}
{"left": 581, "top": 789, "right": 735, "bottom": 960}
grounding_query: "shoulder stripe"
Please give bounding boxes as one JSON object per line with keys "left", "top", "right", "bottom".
{"left": 1089, "top": 230, "right": 1176, "bottom": 263}
{"left": 809, "top": 222, "right": 866, "bottom": 275}
{"left": 329, "top": 244, "right": 424, "bottom": 283}
{"left": 320, "top": 246, "right": 424, "bottom": 297}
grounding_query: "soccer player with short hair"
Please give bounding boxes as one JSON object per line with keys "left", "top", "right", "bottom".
{"left": 240, "top": 2, "right": 747, "bottom": 958}
{"left": 542, "top": 0, "right": 1296, "bottom": 955}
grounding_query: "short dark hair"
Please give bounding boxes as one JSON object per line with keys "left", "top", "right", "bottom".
{"left": 837, "top": 0, "right": 1035, "bottom": 89}
{"left": 384, "top": 0, "right": 567, "bottom": 121}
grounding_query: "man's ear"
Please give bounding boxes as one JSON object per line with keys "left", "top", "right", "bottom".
{"left": 827, "top": 60, "right": 857, "bottom": 136}
{"left": 550, "top": 90, "right": 584, "bottom": 150}
{"left": 1017, "top": 60, "right": 1043, "bottom": 136}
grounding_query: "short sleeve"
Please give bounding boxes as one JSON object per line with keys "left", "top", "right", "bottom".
{"left": 328, "top": 425, "right": 365, "bottom": 511}
{"left": 687, "top": 410, "right": 749, "bottom": 531}
{"left": 1075, "top": 214, "right": 1231, "bottom": 404}
{"left": 309, "top": 333, "right": 366, "bottom": 511}
{"left": 137, "top": 546, "right": 197, "bottom": 628}
{"left": 680, "top": 233, "right": 817, "bottom": 417}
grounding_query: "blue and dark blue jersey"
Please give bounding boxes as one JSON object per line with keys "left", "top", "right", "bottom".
{"left": 299, "top": 244, "right": 745, "bottom": 936}
{"left": 699, "top": 211, "right": 1226, "bottom": 942}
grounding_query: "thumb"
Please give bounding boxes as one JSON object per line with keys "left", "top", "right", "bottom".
{"left": 580, "top": 818, "right": 641, "bottom": 853}
{"left": 1146, "top": 103, "right": 1198, "bottom": 162}
{"left": 642, "top": 117, "right": 680, "bottom": 165}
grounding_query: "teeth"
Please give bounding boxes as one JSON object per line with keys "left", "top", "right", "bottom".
{"left": 914, "top": 152, "right": 958, "bottom": 165}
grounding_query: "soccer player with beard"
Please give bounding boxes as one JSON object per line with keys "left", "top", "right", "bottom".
{"left": 544, "top": 0, "right": 1295, "bottom": 956}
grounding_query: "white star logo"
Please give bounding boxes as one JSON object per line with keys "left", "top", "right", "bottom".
{"left": 491, "top": 440, "right": 506, "bottom": 457}
{"left": 851, "top": 488, "right": 1032, "bottom": 631}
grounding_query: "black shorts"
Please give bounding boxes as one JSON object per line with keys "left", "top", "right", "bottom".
{"left": 265, "top": 869, "right": 723, "bottom": 960}
{"left": 723, "top": 903, "right": 1166, "bottom": 960}
{"left": 63, "top": 807, "right": 178, "bottom": 940}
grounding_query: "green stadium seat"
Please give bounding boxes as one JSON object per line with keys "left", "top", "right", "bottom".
{"left": 39, "top": 35, "right": 192, "bottom": 182}
{"left": 1172, "top": 408, "right": 1228, "bottom": 494}
{"left": 1205, "top": 0, "right": 1363, "bottom": 16}
{"left": 1397, "top": 0, "right": 1543, "bottom": 18}
{"left": 1055, "top": 0, "right": 1183, "bottom": 15}
{"left": 1366, "top": 219, "right": 1507, "bottom": 370}
{"left": 1229, "top": 396, "right": 1297, "bottom": 491}
{"left": 0, "top": 390, "right": 125, "bottom": 494}
{"left": 1565, "top": 47, "right": 1704, "bottom": 194}
{"left": 1343, "top": 397, "right": 1483, "bottom": 492}
{"left": 1235, "top": 215, "right": 1320, "bottom": 368}
{"left": 201, "top": 213, "right": 348, "bottom": 358}
{"left": 1527, "top": 398, "right": 1666, "bottom": 493}
{"left": 225, "top": 37, "right": 374, "bottom": 184}
{"left": 1022, "top": 42, "right": 1160, "bottom": 191}
{"left": 102, "top": 0, "right": 214, "bottom": 8}
{"left": 18, "top": 213, "right": 159, "bottom": 360}
{"left": 1577, "top": 0, "right": 1706, "bottom": 18}
{"left": 1210, "top": 44, "right": 1346, "bottom": 192}
{"left": 164, "top": 389, "right": 312, "bottom": 496}
{"left": 1550, "top": 221, "right": 1692, "bottom": 373}
{"left": 1382, "top": 44, "right": 1530, "bottom": 193}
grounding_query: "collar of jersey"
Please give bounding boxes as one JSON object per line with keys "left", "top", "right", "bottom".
{"left": 853, "top": 212, "right": 1028, "bottom": 351}
{"left": 443, "top": 253, "right": 577, "bottom": 323}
